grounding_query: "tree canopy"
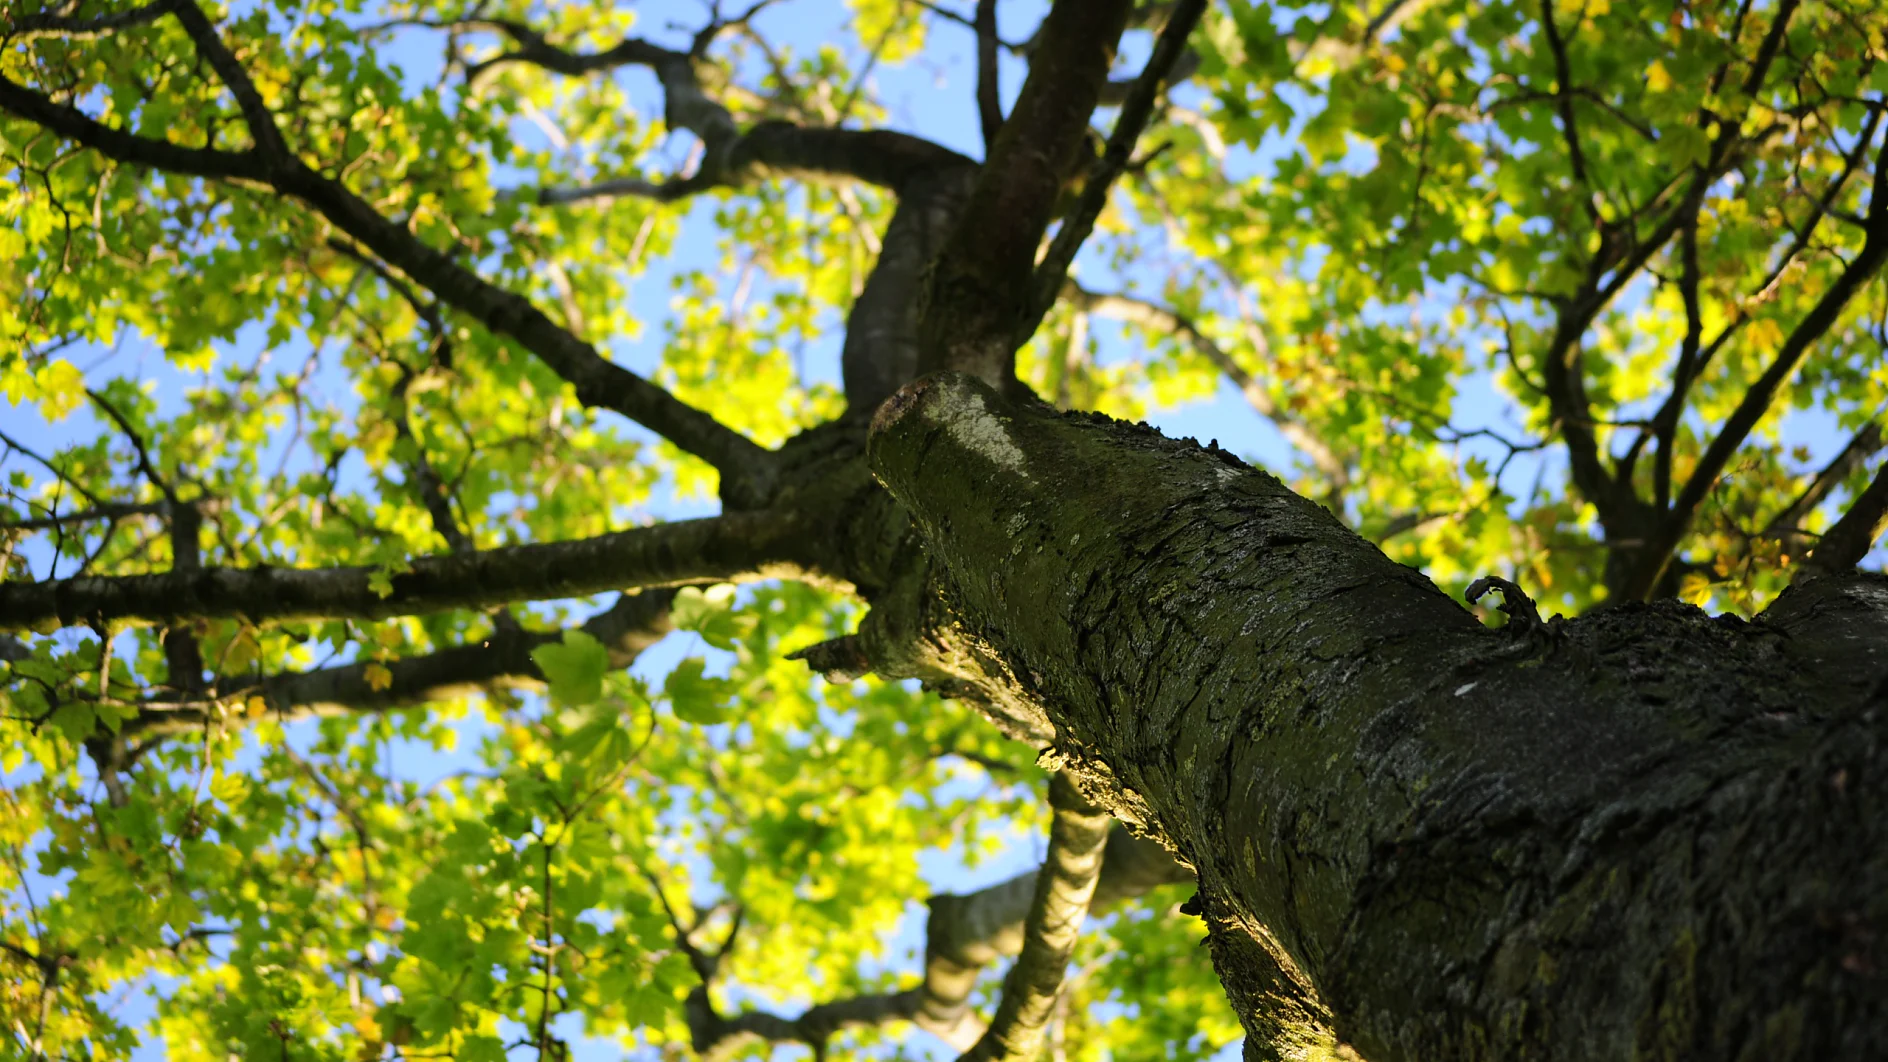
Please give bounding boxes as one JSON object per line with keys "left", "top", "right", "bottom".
{"left": 2, "top": 0, "right": 1885, "bottom": 1059}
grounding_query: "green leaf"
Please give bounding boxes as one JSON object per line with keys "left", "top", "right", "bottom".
{"left": 664, "top": 658, "right": 731, "bottom": 725}
{"left": 531, "top": 630, "right": 611, "bottom": 707}
{"left": 48, "top": 701, "right": 96, "bottom": 742}
{"left": 670, "top": 583, "right": 745, "bottom": 649}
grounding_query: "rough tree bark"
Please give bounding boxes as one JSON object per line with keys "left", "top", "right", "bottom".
{"left": 861, "top": 371, "right": 1888, "bottom": 1060}
{"left": 4, "top": 1, "right": 1886, "bottom": 1059}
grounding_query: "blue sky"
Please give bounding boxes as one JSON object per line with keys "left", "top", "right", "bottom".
{"left": 4, "top": 0, "right": 1880, "bottom": 1058}
{"left": 1, "top": 3, "right": 1246, "bottom": 1058}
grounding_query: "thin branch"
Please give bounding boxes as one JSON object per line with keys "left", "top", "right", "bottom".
{"left": 1652, "top": 213, "right": 1705, "bottom": 510}
{"left": 171, "top": 0, "right": 290, "bottom": 163}
{"left": 1798, "top": 459, "right": 1888, "bottom": 580}
{"left": 0, "top": 508, "right": 828, "bottom": 632}
{"left": 1537, "top": 0, "right": 1602, "bottom": 227}
{"left": 1630, "top": 133, "right": 1888, "bottom": 598}
{"left": 956, "top": 774, "right": 1111, "bottom": 1062}
{"left": 975, "top": 0, "right": 1003, "bottom": 150}
{"left": 1765, "top": 422, "right": 1885, "bottom": 541}
{"left": 435, "top": 16, "right": 967, "bottom": 204}
{"left": 0, "top": 501, "right": 173, "bottom": 532}
{"left": 1062, "top": 283, "right": 1348, "bottom": 490}
{"left": 1629, "top": 102, "right": 1886, "bottom": 490}
{"left": 119, "top": 589, "right": 675, "bottom": 739}
{"left": 1023, "top": 0, "right": 1207, "bottom": 346}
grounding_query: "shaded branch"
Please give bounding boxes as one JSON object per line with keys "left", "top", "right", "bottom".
{"left": 0, "top": 508, "right": 829, "bottom": 632}
{"left": 0, "top": 500, "right": 175, "bottom": 533}
{"left": 918, "top": 0, "right": 1134, "bottom": 391}
{"left": 0, "top": 62, "right": 771, "bottom": 490}
{"left": 957, "top": 774, "right": 1112, "bottom": 1062}
{"left": 3, "top": 0, "right": 174, "bottom": 42}
{"left": 1628, "top": 102, "right": 1886, "bottom": 491}
{"left": 326, "top": 238, "right": 480, "bottom": 555}
{"left": 537, "top": 121, "right": 974, "bottom": 207}
{"left": 1537, "top": 0, "right": 1601, "bottom": 227}
{"left": 1023, "top": 0, "right": 1207, "bottom": 347}
{"left": 118, "top": 589, "right": 675, "bottom": 739}
{"left": 1765, "top": 421, "right": 1885, "bottom": 544}
{"left": 172, "top": 0, "right": 289, "bottom": 162}
{"left": 1629, "top": 133, "right": 1888, "bottom": 598}
{"left": 975, "top": 0, "right": 1002, "bottom": 150}
{"left": 441, "top": 17, "right": 969, "bottom": 205}
{"left": 690, "top": 822, "right": 1188, "bottom": 1057}
{"left": 1797, "top": 459, "right": 1888, "bottom": 581}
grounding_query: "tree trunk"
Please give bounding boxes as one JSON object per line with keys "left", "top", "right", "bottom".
{"left": 864, "top": 372, "right": 1888, "bottom": 1061}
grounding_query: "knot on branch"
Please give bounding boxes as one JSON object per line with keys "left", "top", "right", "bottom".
{"left": 1466, "top": 575, "right": 1542, "bottom": 631}
{"left": 787, "top": 635, "right": 873, "bottom": 683}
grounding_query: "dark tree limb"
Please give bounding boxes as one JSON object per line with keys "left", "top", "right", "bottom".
{"left": 1023, "top": 0, "right": 1206, "bottom": 347}
{"left": 956, "top": 773, "right": 1111, "bottom": 1062}
{"left": 1765, "top": 422, "right": 1886, "bottom": 547}
{"left": 417, "top": 8, "right": 979, "bottom": 416}
{"left": 326, "top": 238, "right": 479, "bottom": 556}
{"left": 1536, "top": 0, "right": 1602, "bottom": 228}
{"left": 974, "top": 0, "right": 1003, "bottom": 150}
{"left": 0, "top": 501, "right": 177, "bottom": 533}
{"left": 1652, "top": 214, "right": 1704, "bottom": 511}
{"left": 171, "top": 0, "right": 291, "bottom": 163}
{"left": 0, "top": 509, "right": 829, "bottom": 632}
{"left": 0, "top": 67, "right": 772, "bottom": 492}
{"left": 116, "top": 589, "right": 676, "bottom": 739}
{"left": 2, "top": 0, "right": 175, "bottom": 42}
{"left": 1798, "top": 459, "right": 1888, "bottom": 582}
{"left": 433, "top": 16, "right": 969, "bottom": 204}
{"left": 918, "top": 0, "right": 1134, "bottom": 391}
{"left": 687, "top": 825, "right": 1188, "bottom": 1057}
{"left": 84, "top": 390, "right": 209, "bottom": 694}
{"left": 1624, "top": 102, "right": 1885, "bottom": 491}
{"left": 1627, "top": 134, "right": 1888, "bottom": 598}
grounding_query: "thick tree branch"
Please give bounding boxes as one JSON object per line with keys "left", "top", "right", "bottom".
{"left": 442, "top": 17, "right": 969, "bottom": 204}
{"left": 1798, "top": 459, "right": 1888, "bottom": 581}
{"left": 0, "top": 66, "right": 771, "bottom": 491}
{"left": 957, "top": 774, "right": 1111, "bottom": 1062}
{"left": 171, "top": 0, "right": 290, "bottom": 163}
{"left": 0, "top": 509, "right": 827, "bottom": 632}
{"left": 840, "top": 167, "right": 979, "bottom": 411}
{"left": 1023, "top": 0, "right": 1206, "bottom": 347}
{"left": 3, "top": 0, "right": 174, "bottom": 42}
{"left": 690, "top": 825, "right": 1188, "bottom": 1056}
{"left": 117, "top": 589, "right": 675, "bottom": 738}
{"left": 918, "top": 0, "right": 1133, "bottom": 391}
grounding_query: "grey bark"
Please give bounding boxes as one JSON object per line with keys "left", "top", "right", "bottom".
{"left": 958, "top": 773, "right": 1111, "bottom": 1062}
{"left": 689, "top": 824, "right": 1189, "bottom": 1057}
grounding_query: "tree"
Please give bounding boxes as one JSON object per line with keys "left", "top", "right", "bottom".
{"left": 2, "top": 0, "right": 1886, "bottom": 1058}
